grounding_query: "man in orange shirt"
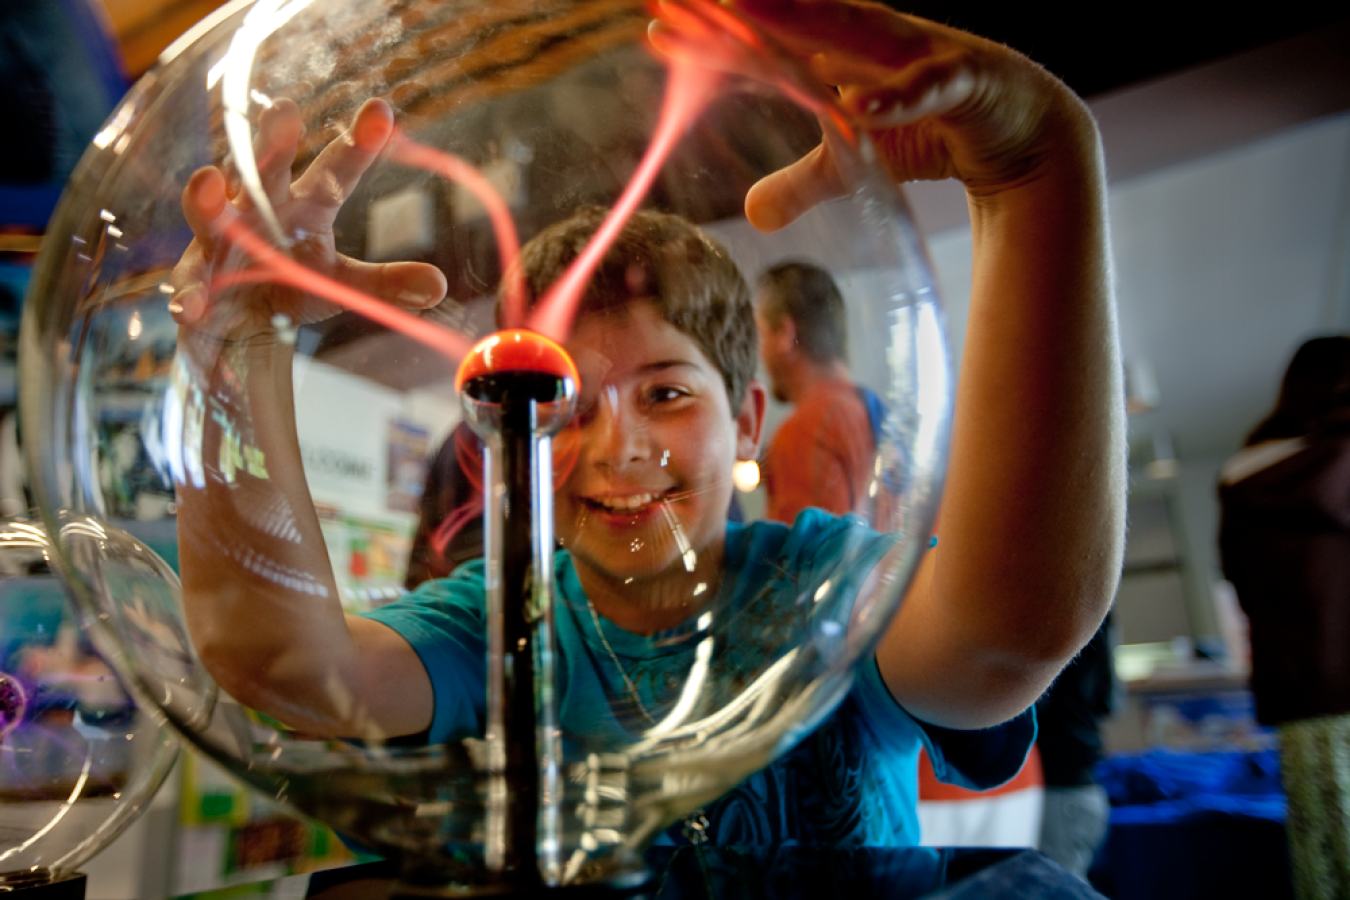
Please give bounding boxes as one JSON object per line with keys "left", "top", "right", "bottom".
{"left": 755, "top": 261, "right": 883, "bottom": 524}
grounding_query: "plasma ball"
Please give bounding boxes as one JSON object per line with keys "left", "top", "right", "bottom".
{"left": 0, "top": 672, "right": 28, "bottom": 740}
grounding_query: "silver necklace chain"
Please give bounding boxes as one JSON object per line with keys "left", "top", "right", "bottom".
{"left": 585, "top": 597, "right": 657, "bottom": 725}
{"left": 584, "top": 597, "right": 710, "bottom": 846}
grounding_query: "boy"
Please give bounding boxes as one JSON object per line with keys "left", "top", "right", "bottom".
{"left": 172, "top": 0, "right": 1124, "bottom": 848}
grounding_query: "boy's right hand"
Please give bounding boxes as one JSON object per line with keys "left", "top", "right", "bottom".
{"left": 170, "top": 97, "right": 447, "bottom": 347}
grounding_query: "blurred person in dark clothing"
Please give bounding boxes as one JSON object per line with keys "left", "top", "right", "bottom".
{"left": 1219, "top": 335, "right": 1350, "bottom": 900}
{"left": 403, "top": 423, "right": 483, "bottom": 589}
{"left": 1035, "top": 613, "right": 1119, "bottom": 880}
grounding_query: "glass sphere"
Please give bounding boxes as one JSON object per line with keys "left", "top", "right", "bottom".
{"left": 0, "top": 517, "right": 179, "bottom": 890}
{"left": 21, "top": 0, "right": 950, "bottom": 891}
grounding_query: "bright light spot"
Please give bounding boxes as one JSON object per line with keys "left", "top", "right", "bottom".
{"left": 93, "top": 105, "right": 135, "bottom": 150}
{"left": 99, "top": 209, "right": 116, "bottom": 223}
{"left": 732, "top": 459, "right": 759, "bottom": 492}
{"left": 693, "top": 582, "right": 707, "bottom": 596}
{"left": 682, "top": 548, "right": 697, "bottom": 572}
{"left": 127, "top": 312, "right": 143, "bottom": 340}
{"left": 813, "top": 580, "right": 832, "bottom": 602}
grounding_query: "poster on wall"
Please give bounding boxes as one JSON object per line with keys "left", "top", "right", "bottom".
{"left": 387, "top": 419, "right": 430, "bottom": 514}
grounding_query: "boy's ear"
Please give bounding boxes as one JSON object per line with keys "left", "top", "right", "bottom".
{"left": 736, "top": 379, "right": 767, "bottom": 460}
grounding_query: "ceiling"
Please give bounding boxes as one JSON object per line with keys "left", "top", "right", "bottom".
{"left": 898, "top": 16, "right": 1350, "bottom": 468}
{"left": 881, "top": 2, "right": 1348, "bottom": 102}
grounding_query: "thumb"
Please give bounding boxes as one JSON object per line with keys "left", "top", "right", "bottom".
{"left": 744, "top": 141, "right": 847, "bottom": 233}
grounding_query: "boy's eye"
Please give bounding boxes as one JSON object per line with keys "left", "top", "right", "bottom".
{"left": 646, "top": 385, "right": 689, "bottom": 405}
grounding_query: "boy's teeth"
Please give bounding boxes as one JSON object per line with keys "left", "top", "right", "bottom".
{"left": 601, "top": 493, "right": 655, "bottom": 511}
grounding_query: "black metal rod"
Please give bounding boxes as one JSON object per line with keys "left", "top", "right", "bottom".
{"left": 496, "top": 387, "right": 540, "bottom": 883}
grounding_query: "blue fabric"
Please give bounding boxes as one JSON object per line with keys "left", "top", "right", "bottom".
{"left": 364, "top": 509, "right": 1034, "bottom": 847}
{"left": 858, "top": 386, "right": 888, "bottom": 448}
{"left": 1095, "top": 748, "right": 1283, "bottom": 809}
{"left": 1088, "top": 749, "right": 1291, "bottom": 900}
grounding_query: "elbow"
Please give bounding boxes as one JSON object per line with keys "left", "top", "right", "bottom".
{"left": 194, "top": 640, "right": 359, "bottom": 737}
{"left": 195, "top": 639, "right": 281, "bottom": 714}
{"left": 1026, "top": 527, "right": 1124, "bottom": 664}
{"left": 1008, "top": 577, "right": 1119, "bottom": 677}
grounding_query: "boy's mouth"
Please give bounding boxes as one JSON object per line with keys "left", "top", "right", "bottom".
{"left": 585, "top": 492, "right": 668, "bottom": 514}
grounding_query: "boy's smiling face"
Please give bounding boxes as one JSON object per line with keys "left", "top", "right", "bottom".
{"left": 557, "top": 300, "right": 764, "bottom": 626}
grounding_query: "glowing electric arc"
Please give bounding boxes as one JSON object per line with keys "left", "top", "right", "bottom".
{"left": 650, "top": 0, "right": 856, "bottom": 142}
{"left": 525, "top": 57, "right": 721, "bottom": 343}
{"left": 202, "top": 0, "right": 811, "bottom": 360}
{"left": 386, "top": 134, "right": 527, "bottom": 327}
{"left": 211, "top": 212, "right": 472, "bottom": 362}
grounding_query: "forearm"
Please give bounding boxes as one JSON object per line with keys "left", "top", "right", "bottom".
{"left": 166, "top": 98, "right": 444, "bottom": 739}
{"left": 946, "top": 105, "right": 1124, "bottom": 659}
{"left": 883, "top": 109, "right": 1126, "bottom": 728}
{"left": 175, "top": 334, "right": 366, "bottom": 733}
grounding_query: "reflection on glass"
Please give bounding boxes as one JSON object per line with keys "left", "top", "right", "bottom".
{"left": 0, "top": 518, "right": 178, "bottom": 890}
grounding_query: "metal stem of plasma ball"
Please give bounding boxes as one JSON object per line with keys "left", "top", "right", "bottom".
{"left": 479, "top": 373, "right": 562, "bottom": 886}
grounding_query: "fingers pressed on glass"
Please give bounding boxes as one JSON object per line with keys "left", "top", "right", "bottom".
{"left": 181, "top": 166, "right": 231, "bottom": 243}
{"left": 253, "top": 99, "right": 303, "bottom": 211}
{"left": 291, "top": 98, "right": 395, "bottom": 210}
{"left": 333, "top": 257, "right": 448, "bottom": 310}
{"left": 733, "top": 0, "right": 931, "bottom": 69}
{"left": 843, "top": 61, "right": 978, "bottom": 129}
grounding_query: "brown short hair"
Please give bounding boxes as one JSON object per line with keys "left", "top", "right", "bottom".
{"left": 509, "top": 206, "right": 757, "bottom": 408}
{"left": 757, "top": 261, "right": 848, "bottom": 365}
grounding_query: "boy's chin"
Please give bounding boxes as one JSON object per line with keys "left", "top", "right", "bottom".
{"left": 567, "top": 546, "right": 703, "bottom": 595}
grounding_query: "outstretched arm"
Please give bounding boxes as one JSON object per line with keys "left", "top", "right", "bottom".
{"left": 737, "top": 0, "right": 1126, "bottom": 729}
{"left": 173, "top": 98, "right": 447, "bottom": 738}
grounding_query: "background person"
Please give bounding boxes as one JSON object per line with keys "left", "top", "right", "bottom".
{"left": 403, "top": 422, "right": 484, "bottom": 589}
{"left": 1219, "top": 335, "right": 1350, "bottom": 900}
{"left": 1034, "top": 612, "right": 1120, "bottom": 880}
{"left": 754, "top": 261, "right": 886, "bottom": 524}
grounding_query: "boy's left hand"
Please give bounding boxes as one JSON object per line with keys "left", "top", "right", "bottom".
{"left": 719, "top": 0, "right": 1100, "bottom": 230}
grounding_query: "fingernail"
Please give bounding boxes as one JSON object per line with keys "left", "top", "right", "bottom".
{"left": 397, "top": 289, "right": 439, "bottom": 306}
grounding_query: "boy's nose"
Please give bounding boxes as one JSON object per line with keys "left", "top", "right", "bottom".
{"left": 585, "top": 388, "right": 651, "bottom": 470}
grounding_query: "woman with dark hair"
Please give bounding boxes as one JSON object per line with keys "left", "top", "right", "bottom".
{"left": 1219, "top": 335, "right": 1350, "bottom": 900}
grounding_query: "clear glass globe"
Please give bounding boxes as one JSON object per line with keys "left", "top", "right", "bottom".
{"left": 0, "top": 517, "right": 179, "bottom": 890}
{"left": 20, "top": 0, "right": 950, "bottom": 891}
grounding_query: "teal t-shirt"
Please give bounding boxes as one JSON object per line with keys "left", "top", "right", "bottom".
{"left": 363, "top": 509, "right": 1034, "bottom": 846}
